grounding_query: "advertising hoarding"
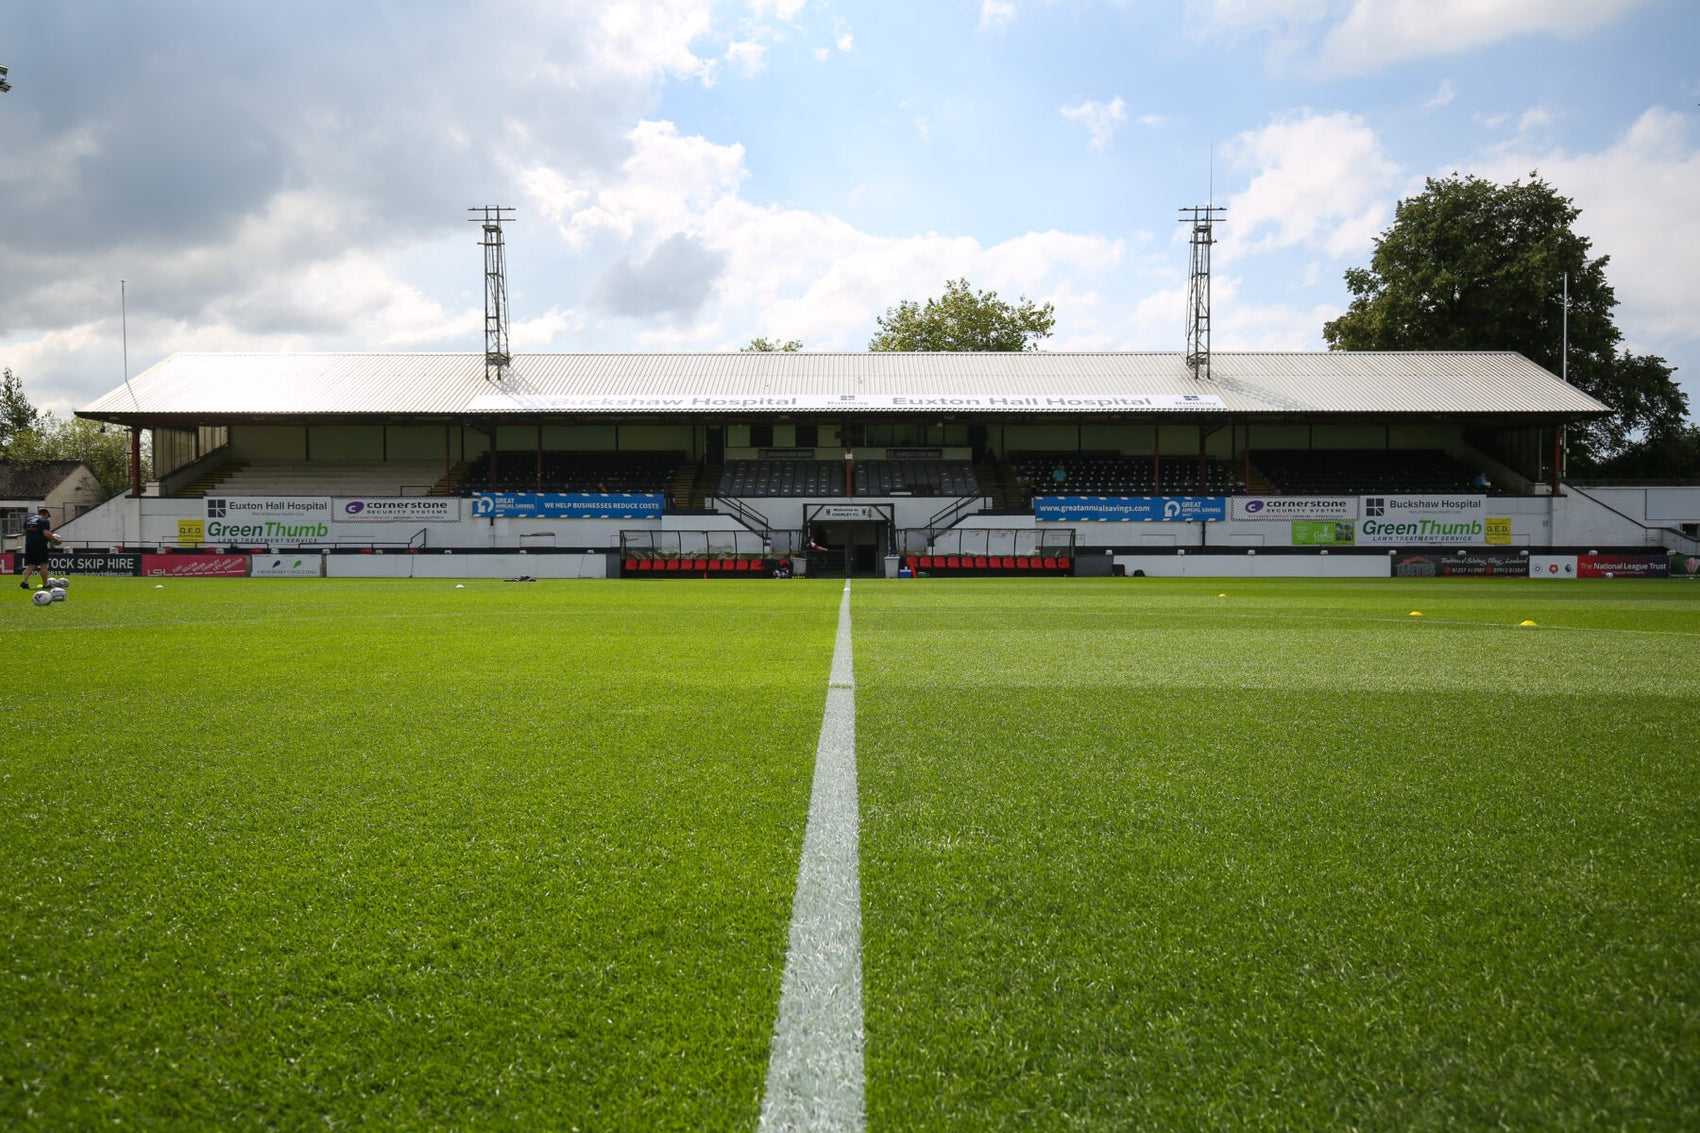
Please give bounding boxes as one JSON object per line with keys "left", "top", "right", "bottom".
{"left": 334, "top": 498, "right": 463, "bottom": 523}
{"left": 250, "top": 554, "right": 325, "bottom": 578}
{"left": 142, "top": 554, "right": 249, "bottom": 577}
{"left": 45, "top": 553, "right": 141, "bottom": 576}
{"left": 1035, "top": 496, "right": 1227, "bottom": 522}
{"left": 1355, "top": 495, "right": 1497, "bottom": 545}
{"left": 204, "top": 497, "right": 332, "bottom": 544}
{"left": 470, "top": 493, "right": 664, "bottom": 519}
{"left": 1234, "top": 497, "right": 1357, "bottom": 521}
{"left": 1291, "top": 521, "right": 1355, "bottom": 546}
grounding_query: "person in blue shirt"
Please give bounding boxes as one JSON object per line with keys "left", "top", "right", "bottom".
{"left": 20, "top": 507, "right": 61, "bottom": 591}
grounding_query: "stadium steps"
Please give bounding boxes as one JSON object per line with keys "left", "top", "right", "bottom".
{"left": 175, "top": 462, "right": 248, "bottom": 498}
{"left": 1241, "top": 466, "right": 1276, "bottom": 494}
{"left": 427, "top": 462, "right": 473, "bottom": 496}
{"left": 668, "top": 463, "right": 699, "bottom": 511}
{"left": 975, "top": 460, "right": 1027, "bottom": 513}
{"left": 693, "top": 461, "right": 722, "bottom": 508}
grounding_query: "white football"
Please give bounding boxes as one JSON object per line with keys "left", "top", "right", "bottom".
{"left": 50, "top": 587, "right": 67, "bottom": 602}
{"left": 32, "top": 590, "right": 52, "bottom": 606}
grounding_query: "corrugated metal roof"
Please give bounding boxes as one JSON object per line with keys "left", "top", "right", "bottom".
{"left": 78, "top": 351, "right": 1610, "bottom": 420}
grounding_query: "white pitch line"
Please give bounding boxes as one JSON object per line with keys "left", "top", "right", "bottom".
{"left": 759, "top": 579, "right": 864, "bottom": 1133}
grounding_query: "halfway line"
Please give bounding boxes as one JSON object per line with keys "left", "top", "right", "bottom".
{"left": 759, "top": 579, "right": 864, "bottom": 1132}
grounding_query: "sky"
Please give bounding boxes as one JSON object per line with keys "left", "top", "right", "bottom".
{"left": 2, "top": 0, "right": 1697, "bottom": 419}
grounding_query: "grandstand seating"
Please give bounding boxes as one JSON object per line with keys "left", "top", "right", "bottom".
{"left": 197, "top": 461, "right": 448, "bottom": 497}
{"left": 1251, "top": 449, "right": 1477, "bottom": 495}
{"left": 718, "top": 460, "right": 844, "bottom": 497}
{"left": 462, "top": 451, "right": 682, "bottom": 494}
{"left": 622, "top": 556, "right": 787, "bottom": 578}
{"left": 1011, "top": 453, "right": 1243, "bottom": 496}
{"left": 716, "top": 459, "right": 979, "bottom": 497}
{"left": 904, "top": 553, "right": 1073, "bottom": 577}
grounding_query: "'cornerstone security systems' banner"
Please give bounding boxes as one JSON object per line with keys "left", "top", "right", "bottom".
{"left": 335, "top": 498, "right": 462, "bottom": 523}
{"left": 1234, "top": 496, "right": 1357, "bottom": 521}
{"left": 1035, "top": 496, "right": 1227, "bottom": 522}
{"left": 1355, "top": 495, "right": 1493, "bottom": 545}
{"left": 205, "top": 497, "right": 331, "bottom": 543}
{"left": 471, "top": 493, "right": 665, "bottom": 519}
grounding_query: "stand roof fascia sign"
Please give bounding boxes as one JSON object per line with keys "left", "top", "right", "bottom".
{"left": 77, "top": 351, "right": 1610, "bottom": 423}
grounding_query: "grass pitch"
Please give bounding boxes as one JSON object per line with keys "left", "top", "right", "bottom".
{"left": 856, "top": 579, "right": 1700, "bottom": 1130}
{"left": 3, "top": 575, "right": 1697, "bottom": 1130}
{"left": 1, "top": 579, "right": 841, "bottom": 1130}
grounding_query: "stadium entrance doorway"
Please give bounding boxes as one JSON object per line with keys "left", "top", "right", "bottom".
{"left": 805, "top": 503, "right": 894, "bottom": 577}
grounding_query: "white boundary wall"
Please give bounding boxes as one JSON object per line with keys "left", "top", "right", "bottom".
{"left": 55, "top": 485, "right": 1700, "bottom": 571}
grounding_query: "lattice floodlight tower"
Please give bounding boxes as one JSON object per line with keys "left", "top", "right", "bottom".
{"left": 470, "top": 206, "right": 516, "bottom": 382}
{"left": 1180, "top": 204, "right": 1225, "bottom": 381}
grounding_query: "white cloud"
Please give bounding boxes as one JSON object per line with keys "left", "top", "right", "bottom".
{"left": 1424, "top": 79, "right": 1457, "bottom": 109}
{"left": 520, "top": 119, "right": 1126, "bottom": 349}
{"left": 726, "top": 40, "right": 768, "bottom": 76}
{"left": 1224, "top": 111, "right": 1402, "bottom": 258}
{"left": 1320, "top": 0, "right": 1651, "bottom": 72}
{"left": 834, "top": 19, "right": 854, "bottom": 51}
{"left": 1060, "top": 97, "right": 1129, "bottom": 154}
{"left": 1191, "top": 0, "right": 1651, "bottom": 74}
{"left": 750, "top": 0, "right": 806, "bottom": 20}
{"left": 1467, "top": 106, "right": 1700, "bottom": 352}
{"left": 980, "top": 0, "right": 1018, "bottom": 33}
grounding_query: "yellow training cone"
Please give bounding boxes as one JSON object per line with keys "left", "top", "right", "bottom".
{"left": 1217, "top": 593, "right": 1227, "bottom": 598}
{"left": 1520, "top": 619, "right": 1537, "bottom": 626}
{"left": 1409, "top": 611, "right": 1423, "bottom": 617}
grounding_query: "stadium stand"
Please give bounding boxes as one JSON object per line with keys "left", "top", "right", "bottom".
{"left": 462, "top": 451, "right": 683, "bottom": 494}
{"left": 1011, "top": 452, "right": 1243, "bottom": 496}
{"left": 1251, "top": 449, "right": 1478, "bottom": 495}
{"left": 719, "top": 460, "right": 845, "bottom": 497}
{"left": 717, "top": 459, "right": 979, "bottom": 498}
{"left": 196, "top": 460, "right": 450, "bottom": 497}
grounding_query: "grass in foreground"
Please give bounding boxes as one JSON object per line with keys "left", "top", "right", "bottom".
{"left": 1, "top": 578, "right": 843, "bottom": 1130}
{"left": 856, "top": 578, "right": 1700, "bottom": 1130}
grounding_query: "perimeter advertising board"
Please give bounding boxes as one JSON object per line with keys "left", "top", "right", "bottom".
{"left": 143, "top": 554, "right": 248, "bottom": 577}
{"left": 45, "top": 552, "right": 142, "bottom": 576}
{"left": 1035, "top": 496, "right": 1227, "bottom": 522}
{"left": 1291, "top": 521, "right": 1355, "bottom": 546}
{"left": 1234, "top": 497, "right": 1357, "bottom": 521}
{"left": 0, "top": 553, "right": 11, "bottom": 573}
{"left": 334, "top": 498, "right": 462, "bottom": 523}
{"left": 1531, "top": 554, "right": 1674, "bottom": 579}
{"left": 1355, "top": 495, "right": 1493, "bottom": 545}
{"left": 1577, "top": 554, "right": 1670, "bottom": 579}
{"left": 250, "top": 553, "right": 325, "bottom": 578}
{"left": 471, "top": 493, "right": 664, "bottom": 519}
{"left": 205, "top": 497, "right": 332, "bottom": 544}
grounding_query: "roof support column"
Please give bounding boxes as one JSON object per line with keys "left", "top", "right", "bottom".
{"left": 130, "top": 425, "right": 143, "bottom": 497}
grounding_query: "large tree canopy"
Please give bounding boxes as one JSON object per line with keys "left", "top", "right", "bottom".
{"left": 0, "top": 367, "right": 38, "bottom": 456}
{"left": 869, "top": 278, "right": 1055, "bottom": 352}
{"left": 1323, "top": 173, "right": 1687, "bottom": 469}
{"left": 0, "top": 369, "right": 148, "bottom": 497}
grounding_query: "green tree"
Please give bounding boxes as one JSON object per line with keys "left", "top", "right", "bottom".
{"left": 869, "top": 278, "right": 1055, "bottom": 352}
{"left": 1323, "top": 173, "right": 1687, "bottom": 468}
{"left": 0, "top": 366, "right": 38, "bottom": 457}
{"left": 741, "top": 337, "right": 803, "bottom": 352}
{"left": 7, "top": 411, "right": 150, "bottom": 498}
